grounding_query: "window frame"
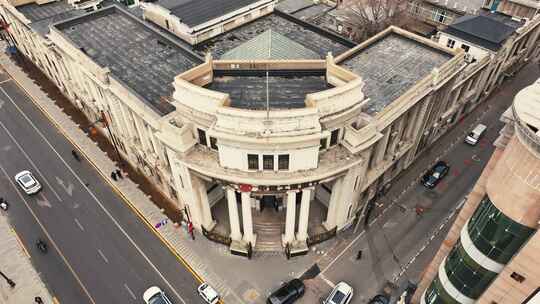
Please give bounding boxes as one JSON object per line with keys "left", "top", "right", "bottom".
{"left": 248, "top": 154, "right": 259, "bottom": 170}
{"left": 263, "top": 155, "right": 274, "bottom": 171}
{"left": 330, "top": 129, "right": 340, "bottom": 146}
{"left": 278, "top": 154, "right": 289, "bottom": 170}
{"left": 197, "top": 128, "right": 207, "bottom": 146}
{"left": 447, "top": 38, "right": 456, "bottom": 49}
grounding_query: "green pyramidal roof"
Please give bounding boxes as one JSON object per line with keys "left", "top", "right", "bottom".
{"left": 221, "top": 30, "right": 321, "bottom": 60}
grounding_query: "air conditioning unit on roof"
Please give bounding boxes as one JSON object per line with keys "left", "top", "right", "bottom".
{"left": 464, "top": 53, "right": 474, "bottom": 63}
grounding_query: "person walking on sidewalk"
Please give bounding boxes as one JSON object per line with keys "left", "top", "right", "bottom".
{"left": 71, "top": 150, "right": 80, "bottom": 161}
{"left": 111, "top": 171, "right": 117, "bottom": 181}
{"left": 115, "top": 169, "right": 123, "bottom": 179}
{"left": 356, "top": 250, "right": 363, "bottom": 260}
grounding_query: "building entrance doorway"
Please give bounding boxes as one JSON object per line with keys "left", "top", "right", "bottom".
{"left": 260, "top": 195, "right": 281, "bottom": 212}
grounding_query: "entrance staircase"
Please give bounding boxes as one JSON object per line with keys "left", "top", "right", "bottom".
{"left": 253, "top": 210, "right": 285, "bottom": 252}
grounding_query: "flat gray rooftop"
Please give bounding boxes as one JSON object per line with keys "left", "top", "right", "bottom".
{"left": 340, "top": 34, "right": 451, "bottom": 115}
{"left": 55, "top": 6, "right": 202, "bottom": 115}
{"left": 194, "top": 12, "right": 351, "bottom": 59}
{"left": 17, "top": 0, "right": 73, "bottom": 22}
{"left": 169, "top": 0, "right": 262, "bottom": 28}
{"left": 207, "top": 72, "right": 331, "bottom": 110}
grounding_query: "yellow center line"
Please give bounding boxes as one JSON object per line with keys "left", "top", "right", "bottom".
{"left": 11, "top": 228, "right": 30, "bottom": 258}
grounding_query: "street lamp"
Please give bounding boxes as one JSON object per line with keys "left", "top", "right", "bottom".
{"left": 0, "top": 270, "right": 16, "bottom": 288}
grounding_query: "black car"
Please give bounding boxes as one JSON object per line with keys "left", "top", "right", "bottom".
{"left": 368, "top": 294, "right": 389, "bottom": 304}
{"left": 422, "top": 161, "right": 450, "bottom": 188}
{"left": 267, "top": 279, "right": 305, "bottom": 304}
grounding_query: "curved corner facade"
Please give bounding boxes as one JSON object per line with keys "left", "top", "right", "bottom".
{"left": 419, "top": 79, "right": 540, "bottom": 304}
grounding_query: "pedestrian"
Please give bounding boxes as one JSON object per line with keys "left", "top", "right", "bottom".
{"left": 71, "top": 150, "right": 80, "bottom": 161}
{"left": 111, "top": 171, "right": 117, "bottom": 181}
{"left": 115, "top": 169, "right": 123, "bottom": 179}
{"left": 35, "top": 297, "right": 43, "bottom": 304}
{"left": 356, "top": 250, "right": 363, "bottom": 260}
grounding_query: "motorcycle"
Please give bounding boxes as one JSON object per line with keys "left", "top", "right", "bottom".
{"left": 36, "top": 240, "right": 48, "bottom": 253}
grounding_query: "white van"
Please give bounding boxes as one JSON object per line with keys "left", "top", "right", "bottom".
{"left": 465, "top": 124, "right": 487, "bottom": 145}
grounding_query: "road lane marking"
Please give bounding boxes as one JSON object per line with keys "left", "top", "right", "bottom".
{"left": 0, "top": 163, "right": 96, "bottom": 304}
{"left": 320, "top": 274, "right": 335, "bottom": 288}
{"left": 36, "top": 193, "right": 52, "bottom": 208}
{"left": 0, "top": 87, "right": 189, "bottom": 304}
{"left": 0, "top": 119, "right": 63, "bottom": 202}
{"left": 55, "top": 176, "right": 74, "bottom": 196}
{"left": 97, "top": 249, "right": 109, "bottom": 264}
{"left": 124, "top": 283, "right": 136, "bottom": 300}
{"left": 74, "top": 218, "right": 85, "bottom": 231}
{"left": 11, "top": 228, "right": 30, "bottom": 258}
{"left": 0, "top": 79, "right": 11, "bottom": 85}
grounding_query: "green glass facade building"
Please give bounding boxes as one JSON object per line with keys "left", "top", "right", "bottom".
{"left": 422, "top": 196, "right": 536, "bottom": 304}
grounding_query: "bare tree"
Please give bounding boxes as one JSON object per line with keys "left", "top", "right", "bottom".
{"left": 340, "top": 0, "right": 411, "bottom": 42}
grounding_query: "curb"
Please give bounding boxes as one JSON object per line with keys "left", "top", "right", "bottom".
{"left": 0, "top": 55, "right": 206, "bottom": 287}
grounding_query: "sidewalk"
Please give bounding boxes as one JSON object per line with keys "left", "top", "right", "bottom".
{"left": 0, "top": 50, "right": 240, "bottom": 302}
{"left": 0, "top": 212, "right": 55, "bottom": 304}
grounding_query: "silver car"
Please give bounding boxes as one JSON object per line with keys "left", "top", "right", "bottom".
{"left": 323, "top": 282, "right": 353, "bottom": 304}
{"left": 15, "top": 170, "right": 42, "bottom": 195}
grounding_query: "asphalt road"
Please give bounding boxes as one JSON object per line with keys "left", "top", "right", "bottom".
{"left": 316, "top": 64, "right": 540, "bottom": 303}
{"left": 0, "top": 71, "right": 206, "bottom": 303}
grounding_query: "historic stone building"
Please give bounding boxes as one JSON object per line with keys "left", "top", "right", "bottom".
{"left": 0, "top": 0, "right": 538, "bottom": 255}
{"left": 412, "top": 78, "right": 540, "bottom": 304}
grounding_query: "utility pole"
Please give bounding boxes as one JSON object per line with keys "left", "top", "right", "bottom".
{"left": 0, "top": 270, "right": 16, "bottom": 288}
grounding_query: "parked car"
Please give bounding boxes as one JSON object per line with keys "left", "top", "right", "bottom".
{"left": 267, "top": 278, "right": 305, "bottom": 304}
{"left": 15, "top": 170, "right": 42, "bottom": 195}
{"left": 198, "top": 283, "right": 220, "bottom": 304}
{"left": 323, "top": 282, "right": 353, "bottom": 304}
{"left": 465, "top": 123, "right": 487, "bottom": 145}
{"left": 368, "top": 294, "right": 389, "bottom": 304}
{"left": 143, "top": 286, "right": 173, "bottom": 304}
{"left": 422, "top": 161, "right": 450, "bottom": 188}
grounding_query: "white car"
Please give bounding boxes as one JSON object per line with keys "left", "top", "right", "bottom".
{"left": 143, "top": 286, "right": 173, "bottom": 304}
{"left": 198, "top": 283, "right": 220, "bottom": 304}
{"left": 15, "top": 170, "right": 42, "bottom": 195}
{"left": 323, "top": 282, "right": 353, "bottom": 304}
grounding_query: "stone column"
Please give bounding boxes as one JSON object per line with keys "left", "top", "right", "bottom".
{"left": 198, "top": 179, "right": 215, "bottom": 230}
{"left": 296, "top": 188, "right": 312, "bottom": 242}
{"left": 226, "top": 188, "right": 242, "bottom": 241}
{"left": 241, "top": 192, "right": 255, "bottom": 244}
{"left": 323, "top": 177, "right": 343, "bottom": 230}
{"left": 283, "top": 191, "right": 297, "bottom": 245}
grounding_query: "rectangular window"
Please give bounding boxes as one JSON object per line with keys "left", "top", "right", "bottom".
{"left": 447, "top": 39, "right": 456, "bottom": 48}
{"left": 210, "top": 137, "right": 218, "bottom": 150}
{"left": 461, "top": 44, "right": 470, "bottom": 52}
{"left": 248, "top": 154, "right": 259, "bottom": 170}
{"left": 320, "top": 138, "right": 327, "bottom": 150}
{"left": 263, "top": 155, "right": 274, "bottom": 170}
{"left": 330, "top": 129, "right": 340, "bottom": 146}
{"left": 197, "top": 128, "right": 207, "bottom": 146}
{"left": 278, "top": 154, "right": 289, "bottom": 170}
{"left": 510, "top": 272, "right": 525, "bottom": 283}
{"left": 165, "top": 19, "right": 170, "bottom": 30}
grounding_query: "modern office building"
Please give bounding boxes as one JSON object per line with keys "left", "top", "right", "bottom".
{"left": 413, "top": 78, "right": 540, "bottom": 304}
{"left": 0, "top": 0, "right": 538, "bottom": 255}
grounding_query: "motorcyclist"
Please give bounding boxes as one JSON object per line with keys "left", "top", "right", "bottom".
{"left": 36, "top": 239, "right": 47, "bottom": 253}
